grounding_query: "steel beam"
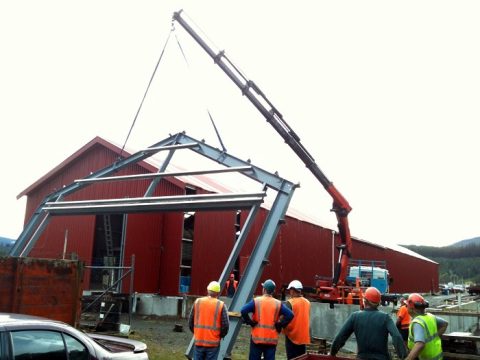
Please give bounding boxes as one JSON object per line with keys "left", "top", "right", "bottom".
{"left": 173, "top": 134, "right": 292, "bottom": 193}
{"left": 43, "top": 193, "right": 266, "bottom": 215}
{"left": 74, "top": 166, "right": 253, "bottom": 183}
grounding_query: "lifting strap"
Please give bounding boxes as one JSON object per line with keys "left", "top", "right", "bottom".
{"left": 120, "top": 25, "right": 174, "bottom": 158}
{"left": 173, "top": 19, "right": 228, "bottom": 153}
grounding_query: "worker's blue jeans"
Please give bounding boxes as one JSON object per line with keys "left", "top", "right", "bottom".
{"left": 193, "top": 345, "right": 220, "bottom": 360}
{"left": 248, "top": 338, "right": 277, "bottom": 360}
{"left": 285, "top": 336, "right": 306, "bottom": 359}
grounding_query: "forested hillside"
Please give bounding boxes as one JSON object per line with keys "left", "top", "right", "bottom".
{"left": 402, "top": 242, "right": 480, "bottom": 284}
{"left": 0, "top": 236, "right": 14, "bottom": 256}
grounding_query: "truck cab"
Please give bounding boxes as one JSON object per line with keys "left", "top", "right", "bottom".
{"left": 347, "top": 264, "right": 390, "bottom": 294}
{"left": 345, "top": 260, "right": 400, "bottom": 305}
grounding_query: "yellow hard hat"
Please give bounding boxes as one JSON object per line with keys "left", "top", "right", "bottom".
{"left": 207, "top": 281, "right": 221, "bottom": 293}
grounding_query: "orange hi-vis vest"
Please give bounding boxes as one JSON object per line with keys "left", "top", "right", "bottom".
{"left": 193, "top": 296, "right": 224, "bottom": 347}
{"left": 284, "top": 296, "right": 311, "bottom": 345}
{"left": 252, "top": 295, "right": 281, "bottom": 345}
{"left": 226, "top": 280, "right": 238, "bottom": 290}
{"left": 397, "top": 304, "right": 411, "bottom": 330}
{"left": 345, "top": 292, "right": 354, "bottom": 305}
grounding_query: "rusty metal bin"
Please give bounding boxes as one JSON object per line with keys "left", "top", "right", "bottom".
{"left": 0, "top": 257, "right": 84, "bottom": 326}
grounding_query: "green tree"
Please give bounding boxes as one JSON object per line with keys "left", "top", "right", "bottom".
{"left": 402, "top": 244, "right": 480, "bottom": 284}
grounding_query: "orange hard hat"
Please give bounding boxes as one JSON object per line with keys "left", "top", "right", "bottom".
{"left": 407, "top": 293, "right": 429, "bottom": 309}
{"left": 364, "top": 287, "right": 381, "bottom": 305}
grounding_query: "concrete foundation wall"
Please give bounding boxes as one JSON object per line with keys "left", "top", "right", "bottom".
{"left": 437, "top": 312, "right": 479, "bottom": 333}
{"left": 432, "top": 301, "right": 480, "bottom": 334}
{"left": 136, "top": 294, "right": 183, "bottom": 316}
{"left": 310, "top": 302, "right": 398, "bottom": 339}
{"left": 311, "top": 301, "right": 480, "bottom": 341}
{"left": 310, "top": 302, "right": 398, "bottom": 353}
{"left": 135, "top": 294, "right": 480, "bottom": 344}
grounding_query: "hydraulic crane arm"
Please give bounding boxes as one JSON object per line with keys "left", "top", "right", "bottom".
{"left": 172, "top": 10, "right": 352, "bottom": 286}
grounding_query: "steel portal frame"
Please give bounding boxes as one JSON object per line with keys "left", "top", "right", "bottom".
{"left": 10, "top": 132, "right": 297, "bottom": 358}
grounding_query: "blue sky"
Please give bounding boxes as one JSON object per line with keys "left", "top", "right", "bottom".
{"left": 1, "top": 1, "right": 479, "bottom": 247}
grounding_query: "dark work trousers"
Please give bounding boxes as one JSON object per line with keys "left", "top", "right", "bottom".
{"left": 285, "top": 336, "right": 306, "bottom": 359}
{"left": 194, "top": 345, "right": 220, "bottom": 360}
{"left": 248, "top": 338, "right": 277, "bottom": 360}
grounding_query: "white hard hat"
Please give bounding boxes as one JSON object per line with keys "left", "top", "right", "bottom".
{"left": 287, "top": 280, "right": 303, "bottom": 290}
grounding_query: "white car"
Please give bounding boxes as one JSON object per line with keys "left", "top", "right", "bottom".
{"left": 0, "top": 313, "right": 149, "bottom": 359}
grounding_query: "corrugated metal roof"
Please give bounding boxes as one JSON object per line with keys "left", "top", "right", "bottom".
{"left": 387, "top": 243, "right": 438, "bottom": 264}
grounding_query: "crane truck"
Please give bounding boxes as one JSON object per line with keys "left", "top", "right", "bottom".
{"left": 172, "top": 10, "right": 393, "bottom": 306}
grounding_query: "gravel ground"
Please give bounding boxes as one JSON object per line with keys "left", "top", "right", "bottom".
{"left": 98, "top": 293, "right": 465, "bottom": 359}
{"left": 124, "top": 305, "right": 423, "bottom": 359}
{"left": 127, "top": 314, "right": 308, "bottom": 359}
{"left": 127, "top": 315, "right": 267, "bottom": 359}
{"left": 129, "top": 315, "right": 193, "bottom": 359}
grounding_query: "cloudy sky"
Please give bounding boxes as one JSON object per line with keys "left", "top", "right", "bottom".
{"left": 1, "top": 1, "right": 479, "bottom": 247}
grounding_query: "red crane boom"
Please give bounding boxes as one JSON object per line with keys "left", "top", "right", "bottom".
{"left": 173, "top": 10, "right": 353, "bottom": 300}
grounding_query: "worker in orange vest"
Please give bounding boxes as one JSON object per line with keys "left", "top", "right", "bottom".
{"left": 241, "top": 279, "right": 294, "bottom": 360}
{"left": 346, "top": 292, "right": 354, "bottom": 305}
{"left": 225, "top": 273, "right": 238, "bottom": 298}
{"left": 283, "top": 280, "right": 311, "bottom": 359}
{"left": 396, "top": 296, "right": 411, "bottom": 345}
{"left": 188, "top": 281, "right": 229, "bottom": 360}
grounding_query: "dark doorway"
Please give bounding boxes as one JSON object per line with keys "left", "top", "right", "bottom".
{"left": 90, "top": 214, "right": 124, "bottom": 290}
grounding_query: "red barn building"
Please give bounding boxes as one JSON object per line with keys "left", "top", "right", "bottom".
{"left": 16, "top": 135, "right": 438, "bottom": 298}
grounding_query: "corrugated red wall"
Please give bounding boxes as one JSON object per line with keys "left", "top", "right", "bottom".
{"left": 384, "top": 249, "right": 438, "bottom": 293}
{"left": 123, "top": 213, "right": 163, "bottom": 293}
{"left": 190, "top": 210, "right": 237, "bottom": 295}
{"left": 25, "top": 143, "right": 187, "bottom": 293}
{"left": 22, "top": 139, "right": 438, "bottom": 298}
{"left": 234, "top": 210, "right": 335, "bottom": 296}
{"left": 232, "top": 208, "right": 438, "bottom": 296}
{"left": 158, "top": 212, "right": 184, "bottom": 295}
